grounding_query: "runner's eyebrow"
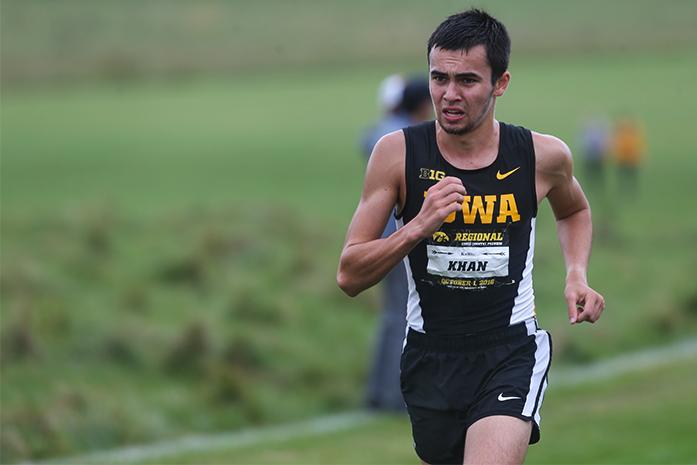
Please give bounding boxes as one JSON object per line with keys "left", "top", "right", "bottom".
{"left": 430, "top": 70, "right": 482, "bottom": 80}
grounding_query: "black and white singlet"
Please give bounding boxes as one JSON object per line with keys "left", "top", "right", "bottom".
{"left": 396, "top": 121, "right": 538, "bottom": 335}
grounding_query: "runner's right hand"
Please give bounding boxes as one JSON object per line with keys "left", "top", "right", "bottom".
{"left": 413, "top": 176, "right": 466, "bottom": 238}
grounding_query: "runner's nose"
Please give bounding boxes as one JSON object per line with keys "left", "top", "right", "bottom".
{"left": 443, "top": 81, "right": 461, "bottom": 103}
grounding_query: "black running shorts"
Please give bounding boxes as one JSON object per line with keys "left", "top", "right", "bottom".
{"left": 400, "top": 318, "right": 552, "bottom": 465}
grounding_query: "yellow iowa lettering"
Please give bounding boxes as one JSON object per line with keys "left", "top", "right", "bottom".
{"left": 496, "top": 194, "right": 521, "bottom": 223}
{"left": 423, "top": 192, "right": 520, "bottom": 225}
{"left": 462, "top": 195, "right": 497, "bottom": 224}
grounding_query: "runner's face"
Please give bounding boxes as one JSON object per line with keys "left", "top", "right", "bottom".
{"left": 429, "top": 45, "right": 507, "bottom": 135}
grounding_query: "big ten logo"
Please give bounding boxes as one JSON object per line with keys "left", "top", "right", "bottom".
{"left": 419, "top": 168, "right": 445, "bottom": 181}
{"left": 424, "top": 192, "right": 521, "bottom": 225}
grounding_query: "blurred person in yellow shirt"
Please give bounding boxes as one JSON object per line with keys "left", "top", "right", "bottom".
{"left": 612, "top": 117, "right": 646, "bottom": 194}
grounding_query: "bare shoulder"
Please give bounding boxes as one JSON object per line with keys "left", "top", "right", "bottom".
{"left": 364, "top": 129, "right": 406, "bottom": 200}
{"left": 532, "top": 131, "right": 575, "bottom": 201}
{"left": 368, "top": 130, "right": 406, "bottom": 172}
{"left": 532, "top": 131, "right": 573, "bottom": 177}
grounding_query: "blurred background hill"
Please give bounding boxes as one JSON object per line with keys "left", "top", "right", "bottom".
{"left": 2, "top": 0, "right": 697, "bottom": 85}
{"left": 2, "top": 1, "right": 697, "bottom": 463}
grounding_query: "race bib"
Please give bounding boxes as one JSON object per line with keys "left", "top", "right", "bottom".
{"left": 426, "top": 245, "right": 509, "bottom": 278}
{"left": 425, "top": 227, "right": 512, "bottom": 290}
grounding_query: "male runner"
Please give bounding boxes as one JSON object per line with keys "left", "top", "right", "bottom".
{"left": 337, "top": 9, "right": 605, "bottom": 465}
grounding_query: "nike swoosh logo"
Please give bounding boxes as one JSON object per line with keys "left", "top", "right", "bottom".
{"left": 496, "top": 167, "right": 520, "bottom": 180}
{"left": 498, "top": 393, "right": 522, "bottom": 401}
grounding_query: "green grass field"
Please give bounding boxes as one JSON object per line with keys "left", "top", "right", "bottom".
{"left": 4, "top": 49, "right": 697, "bottom": 463}
{"left": 3, "top": 1, "right": 697, "bottom": 463}
{"left": 132, "top": 355, "right": 697, "bottom": 464}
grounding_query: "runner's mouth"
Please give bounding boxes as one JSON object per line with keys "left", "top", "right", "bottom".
{"left": 442, "top": 108, "right": 465, "bottom": 122}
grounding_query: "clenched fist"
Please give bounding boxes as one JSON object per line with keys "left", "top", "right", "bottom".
{"left": 414, "top": 176, "right": 467, "bottom": 239}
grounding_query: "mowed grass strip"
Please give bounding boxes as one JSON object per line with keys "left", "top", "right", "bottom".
{"left": 140, "top": 356, "right": 697, "bottom": 465}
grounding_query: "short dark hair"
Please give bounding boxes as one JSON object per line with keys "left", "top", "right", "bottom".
{"left": 427, "top": 9, "right": 510, "bottom": 84}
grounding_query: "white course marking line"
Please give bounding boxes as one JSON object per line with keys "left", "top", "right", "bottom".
{"left": 31, "top": 337, "right": 697, "bottom": 465}
{"left": 37, "top": 411, "right": 378, "bottom": 465}
{"left": 553, "top": 336, "right": 697, "bottom": 387}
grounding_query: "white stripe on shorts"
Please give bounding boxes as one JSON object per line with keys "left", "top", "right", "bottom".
{"left": 534, "top": 378, "right": 548, "bottom": 424}
{"left": 522, "top": 329, "right": 552, "bottom": 418}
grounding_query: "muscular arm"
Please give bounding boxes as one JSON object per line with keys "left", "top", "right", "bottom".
{"left": 337, "top": 131, "right": 466, "bottom": 296}
{"left": 534, "top": 133, "right": 605, "bottom": 324}
{"left": 337, "top": 132, "right": 416, "bottom": 296}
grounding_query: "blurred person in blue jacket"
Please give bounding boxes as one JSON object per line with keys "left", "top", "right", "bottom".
{"left": 360, "top": 74, "right": 406, "bottom": 155}
{"left": 578, "top": 117, "right": 609, "bottom": 193}
{"left": 361, "top": 75, "right": 432, "bottom": 411}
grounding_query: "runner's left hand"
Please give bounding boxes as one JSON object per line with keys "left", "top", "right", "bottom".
{"left": 565, "top": 280, "right": 605, "bottom": 324}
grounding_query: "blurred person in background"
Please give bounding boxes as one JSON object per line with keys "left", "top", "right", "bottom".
{"left": 361, "top": 74, "right": 406, "bottom": 156}
{"left": 578, "top": 116, "right": 611, "bottom": 238}
{"left": 578, "top": 116, "right": 609, "bottom": 193}
{"left": 612, "top": 116, "right": 646, "bottom": 196}
{"left": 361, "top": 76, "right": 433, "bottom": 412}
{"left": 338, "top": 9, "right": 604, "bottom": 464}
